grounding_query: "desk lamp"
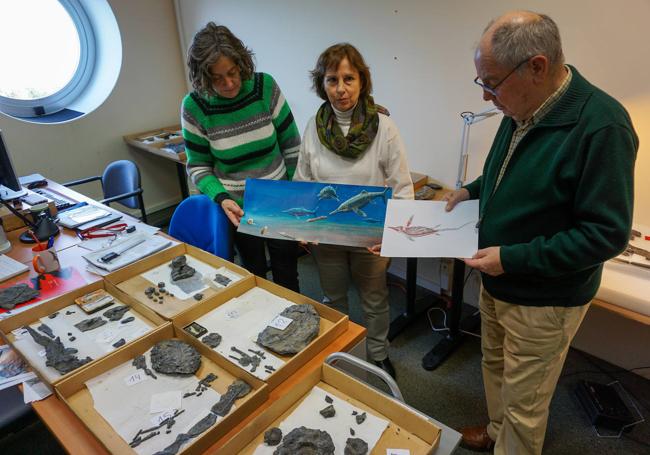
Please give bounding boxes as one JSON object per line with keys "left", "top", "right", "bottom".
{"left": 456, "top": 106, "right": 501, "bottom": 189}
{"left": 0, "top": 200, "right": 59, "bottom": 244}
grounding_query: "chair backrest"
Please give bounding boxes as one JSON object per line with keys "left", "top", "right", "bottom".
{"left": 102, "top": 160, "right": 141, "bottom": 209}
{"left": 168, "top": 195, "right": 233, "bottom": 260}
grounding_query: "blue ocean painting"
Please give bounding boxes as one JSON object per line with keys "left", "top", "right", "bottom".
{"left": 237, "top": 179, "right": 393, "bottom": 248}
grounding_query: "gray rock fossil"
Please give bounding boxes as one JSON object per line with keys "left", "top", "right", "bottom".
{"left": 257, "top": 304, "right": 320, "bottom": 355}
{"left": 355, "top": 411, "right": 367, "bottom": 425}
{"left": 169, "top": 255, "right": 196, "bottom": 281}
{"left": 121, "top": 316, "right": 135, "bottom": 324}
{"left": 319, "top": 404, "right": 336, "bottom": 418}
{"left": 23, "top": 326, "right": 92, "bottom": 374}
{"left": 132, "top": 354, "right": 157, "bottom": 380}
{"left": 0, "top": 284, "right": 40, "bottom": 310}
{"left": 74, "top": 317, "right": 107, "bottom": 332}
{"left": 150, "top": 340, "right": 201, "bottom": 376}
{"left": 102, "top": 305, "right": 130, "bottom": 321}
{"left": 272, "top": 426, "right": 335, "bottom": 455}
{"left": 38, "top": 324, "right": 55, "bottom": 339}
{"left": 344, "top": 437, "right": 369, "bottom": 455}
{"left": 201, "top": 333, "right": 222, "bottom": 349}
{"left": 211, "top": 379, "right": 252, "bottom": 416}
{"left": 48, "top": 312, "right": 59, "bottom": 319}
{"left": 213, "top": 273, "right": 232, "bottom": 286}
{"left": 112, "top": 338, "right": 126, "bottom": 348}
{"left": 264, "top": 427, "right": 283, "bottom": 446}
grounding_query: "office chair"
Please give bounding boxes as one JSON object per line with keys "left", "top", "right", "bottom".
{"left": 168, "top": 195, "right": 233, "bottom": 261}
{"left": 64, "top": 160, "right": 147, "bottom": 223}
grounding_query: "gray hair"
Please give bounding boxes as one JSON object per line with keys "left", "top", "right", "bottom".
{"left": 486, "top": 12, "right": 564, "bottom": 69}
{"left": 186, "top": 22, "right": 255, "bottom": 97}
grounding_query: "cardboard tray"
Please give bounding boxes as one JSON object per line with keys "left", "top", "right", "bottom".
{"left": 105, "top": 243, "right": 251, "bottom": 320}
{"left": 0, "top": 279, "right": 167, "bottom": 386}
{"left": 220, "top": 362, "right": 441, "bottom": 454}
{"left": 54, "top": 323, "right": 268, "bottom": 455}
{"left": 172, "top": 275, "right": 349, "bottom": 391}
{"left": 123, "top": 125, "right": 186, "bottom": 162}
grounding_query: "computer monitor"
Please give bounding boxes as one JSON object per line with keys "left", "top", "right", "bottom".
{"left": 0, "top": 130, "right": 27, "bottom": 201}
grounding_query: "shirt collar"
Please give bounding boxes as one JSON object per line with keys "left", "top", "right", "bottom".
{"left": 516, "top": 65, "right": 572, "bottom": 129}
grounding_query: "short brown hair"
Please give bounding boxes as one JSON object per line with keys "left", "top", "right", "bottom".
{"left": 186, "top": 22, "right": 255, "bottom": 97}
{"left": 310, "top": 43, "right": 373, "bottom": 101}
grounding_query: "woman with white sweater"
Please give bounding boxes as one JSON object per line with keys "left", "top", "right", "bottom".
{"left": 295, "top": 43, "right": 413, "bottom": 379}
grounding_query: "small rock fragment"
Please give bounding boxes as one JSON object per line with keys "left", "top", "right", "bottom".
{"left": 344, "top": 437, "right": 368, "bottom": 455}
{"left": 121, "top": 316, "right": 135, "bottom": 324}
{"left": 319, "top": 404, "right": 336, "bottom": 418}
{"left": 193, "top": 293, "right": 203, "bottom": 301}
{"left": 325, "top": 395, "right": 333, "bottom": 404}
{"left": 264, "top": 427, "right": 282, "bottom": 446}
{"left": 201, "top": 332, "right": 222, "bottom": 348}
{"left": 112, "top": 338, "right": 126, "bottom": 348}
{"left": 355, "top": 412, "right": 367, "bottom": 425}
{"left": 48, "top": 312, "right": 59, "bottom": 319}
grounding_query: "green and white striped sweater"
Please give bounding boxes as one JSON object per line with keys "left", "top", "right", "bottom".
{"left": 181, "top": 72, "right": 300, "bottom": 206}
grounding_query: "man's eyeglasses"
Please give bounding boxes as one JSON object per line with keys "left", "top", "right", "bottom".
{"left": 474, "top": 57, "right": 531, "bottom": 96}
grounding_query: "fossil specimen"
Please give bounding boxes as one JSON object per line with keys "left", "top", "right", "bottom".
{"left": 102, "top": 305, "right": 130, "bottom": 321}
{"left": 344, "top": 437, "right": 368, "bottom": 455}
{"left": 257, "top": 304, "right": 320, "bottom": 355}
{"left": 264, "top": 427, "right": 282, "bottom": 446}
{"left": 112, "top": 338, "right": 126, "bottom": 348}
{"left": 355, "top": 411, "right": 367, "bottom": 425}
{"left": 213, "top": 273, "right": 232, "bottom": 286}
{"left": 350, "top": 428, "right": 355, "bottom": 436}
{"left": 129, "top": 409, "right": 185, "bottom": 448}
{"left": 193, "top": 293, "right": 203, "bottom": 301}
{"left": 23, "top": 326, "right": 92, "bottom": 374}
{"left": 169, "top": 255, "right": 196, "bottom": 281}
{"left": 150, "top": 340, "right": 201, "bottom": 376}
{"left": 74, "top": 317, "right": 107, "bottom": 332}
{"left": 0, "top": 284, "right": 40, "bottom": 310}
{"left": 196, "top": 372, "right": 217, "bottom": 392}
{"left": 229, "top": 347, "right": 261, "bottom": 372}
{"left": 38, "top": 324, "right": 55, "bottom": 339}
{"left": 211, "top": 379, "right": 252, "bottom": 416}
{"left": 325, "top": 395, "right": 333, "bottom": 404}
{"left": 320, "top": 404, "right": 336, "bottom": 418}
{"left": 201, "top": 332, "right": 222, "bottom": 348}
{"left": 48, "top": 312, "right": 59, "bottom": 319}
{"left": 132, "top": 354, "right": 157, "bottom": 380}
{"left": 121, "top": 316, "right": 135, "bottom": 324}
{"left": 65, "top": 310, "right": 75, "bottom": 315}
{"left": 272, "top": 426, "right": 335, "bottom": 455}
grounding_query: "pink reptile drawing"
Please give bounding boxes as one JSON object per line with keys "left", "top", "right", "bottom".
{"left": 388, "top": 215, "right": 475, "bottom": 241}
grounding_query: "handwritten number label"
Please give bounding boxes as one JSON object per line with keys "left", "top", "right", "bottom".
{"left": 268, "top": 315, "right": 293, "bottom": 331}
{"left": 124, "top": 371, "right": 147, "bottom": 386}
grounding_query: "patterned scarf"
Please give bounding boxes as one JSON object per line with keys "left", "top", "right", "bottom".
{"left": 315, "top": 96, "right": 380, "bottom": 159}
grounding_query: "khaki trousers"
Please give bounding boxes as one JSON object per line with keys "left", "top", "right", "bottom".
{"left": 311, "top": 244, "right": 390, "bottom": 361}
{"left": 480, "top": 287, "right": 589, "bottom": 455}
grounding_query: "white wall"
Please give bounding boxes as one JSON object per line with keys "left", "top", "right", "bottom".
{"left": 176, "top": 0, "right": 649, "bottom": 225}
{"left": 0, "top": 0, "right": 188, "bottom": 214}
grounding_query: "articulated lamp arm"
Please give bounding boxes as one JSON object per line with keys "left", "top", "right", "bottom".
{"left": 455, "top": 107, "right": 501, "bottom": 189}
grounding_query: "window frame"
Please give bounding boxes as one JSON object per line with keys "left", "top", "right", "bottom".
{"left": 0, "top": 0, "right": 96, "bottom": 118}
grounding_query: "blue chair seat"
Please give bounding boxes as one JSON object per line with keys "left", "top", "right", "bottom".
{"left": 168, "top": 195, "right": 232, "bottom": 261}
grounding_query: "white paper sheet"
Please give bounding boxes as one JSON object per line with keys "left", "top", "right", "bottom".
{"left": 86, "top": 349, "right": 221, "bottom": 455}
{"left": 192, "top": 287, "right": 291, "bottom": 380}
{"left": 22, "top": 377, "right": 52, "bottom": 403}
{"left": 83, "top": 234, "right": 173, "bottom": 272}
{"left": 12, "top": 303, "right": 154, "bottom": 382}
{"left": 381, "top": 199, "right": 479, "bottom": 258}
{"left": 253, "top": 386, "right": 389, "bottom": 454}
{"left": 141, "top": 257, "right": 242, "bottom": 301}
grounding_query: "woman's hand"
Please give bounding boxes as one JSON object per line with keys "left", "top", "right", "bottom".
{"left": 221, "top": 199, "right": 244, "bottom": 227}
{"left": 367, "top": 244, "right": 382, "bottom": 256}
{"left": 443, "top": 188, "right": 470, "bottom": 212}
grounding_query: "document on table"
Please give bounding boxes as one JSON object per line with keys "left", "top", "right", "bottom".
{"left": 83, "top": 233, "right": 174, "bottom": 273}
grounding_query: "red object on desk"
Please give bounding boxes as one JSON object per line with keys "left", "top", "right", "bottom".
{"left": 645, "top": 235, "right": 650, "bottom": 241}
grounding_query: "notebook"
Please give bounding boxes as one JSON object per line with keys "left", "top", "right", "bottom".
{"left": 0, "top": 254, "right": 29, "bottom": 282}
{"left": 58, "top": 204, "right": 110, "bottom": 229}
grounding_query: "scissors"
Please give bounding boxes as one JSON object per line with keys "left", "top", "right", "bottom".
{"left": 78, "top": 223, "right": 128, "bottom": 240}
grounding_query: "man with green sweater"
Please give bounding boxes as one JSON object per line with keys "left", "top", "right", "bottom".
{"left": 445, "top": 11, "right": 638, "bottom": 454}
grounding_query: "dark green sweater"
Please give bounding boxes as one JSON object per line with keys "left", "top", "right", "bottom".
{"left": 464, "top": 66, "right": 638, "bottom": 307}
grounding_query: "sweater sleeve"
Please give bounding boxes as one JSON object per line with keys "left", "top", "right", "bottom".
{"left": 381, "top": 117, "right": 414, "bottom": 200}
{"left": 500, "top": 124, "right": 637, "bottom": 276}
{"left": 181, "top": 96, "right": 229, "bottom": 201}
{"left": 463, "top": 177, "right": 482, "bottom": 199}
{"left": 269, "top": 76, "right": 301, "bottom": 180}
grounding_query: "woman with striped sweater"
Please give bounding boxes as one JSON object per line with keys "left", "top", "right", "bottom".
{"left": 181, "top": 23, "right": 300, "bottom": 291}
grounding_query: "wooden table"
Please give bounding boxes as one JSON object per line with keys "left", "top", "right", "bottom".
{"left": 123, "top": 125, "right": 189, "bottom": 199}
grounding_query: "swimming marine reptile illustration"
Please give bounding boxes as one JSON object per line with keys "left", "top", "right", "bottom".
{"left": 388, "top": 215, "right": 475, "bottom": 241}
{"left": 318, "top": 185, "right": 339, "bottom": 201}
{"left": 283, "top": 207, "right": 317, "bottom": 217}
{"left": 329, "top": 188, "right": 389, "bottom": 217}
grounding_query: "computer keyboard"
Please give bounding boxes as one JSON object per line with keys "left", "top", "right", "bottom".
{"left": 33, "top": 188, "right": 76, "bottom": 211}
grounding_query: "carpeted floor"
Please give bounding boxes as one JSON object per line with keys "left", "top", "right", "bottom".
{"left": 2, "top": 251, "right": 649, "bottom": 454}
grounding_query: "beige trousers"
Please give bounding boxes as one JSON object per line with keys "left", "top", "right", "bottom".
{"left": 311, "top": 244, "right": 390, "bottom": 361}
{"left": 480, "top": 287, "right": 589, "bottom": 455}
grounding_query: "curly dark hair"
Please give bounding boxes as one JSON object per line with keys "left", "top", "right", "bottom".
{"left": 309, "top": 43, "right": 373, "bottom": 101}
{"left": 186, "top": 22, "right": 255, "bottom": 97}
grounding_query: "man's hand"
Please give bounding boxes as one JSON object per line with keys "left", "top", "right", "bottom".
{"left": 221, "top": 199, "right": 244, "bottom": 227}
{"left": 464, "top": 246, "right": 504, "bottom": 276}
{"left": 443, "top": 188, "right": 470, "bottom": 211}
{"left": 367, "top": 244, "right": 382, "bottom": 256}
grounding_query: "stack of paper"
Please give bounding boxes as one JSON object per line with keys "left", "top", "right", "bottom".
{"left": 83, "top": 233, "right": 174, "bottom": 274}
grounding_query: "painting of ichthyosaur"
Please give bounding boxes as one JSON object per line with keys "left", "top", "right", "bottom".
{"left": 381, "top": 199, "right": 479, "bottom": 258}
{"left": 237, "top": 179, "right": 393, "bottom": 248}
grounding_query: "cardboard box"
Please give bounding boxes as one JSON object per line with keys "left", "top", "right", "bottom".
{"left": 172, "top": 275, "right": 349, "bottom": 390}
{"left": 55, "top": 324, "right": 268, "bottom": 455}
{"left": 124, "top": 125, "right": 186, "bottom": 162}
{"left": 220, "top": 362, "right": 441, "bottom": 454}
{"left": 0, "top": 280, "right": 167, "bottom": 386}
{"left": 105, "top": 243, "right": 251, "bottom": 320}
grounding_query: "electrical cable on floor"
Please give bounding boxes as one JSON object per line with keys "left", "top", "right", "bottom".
{"left": 427, "top": 306, "right": 449, "bottom": 333}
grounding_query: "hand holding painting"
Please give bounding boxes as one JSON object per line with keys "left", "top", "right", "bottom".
{"left": 220, "top": 199, "right": 244, "bottom": 227}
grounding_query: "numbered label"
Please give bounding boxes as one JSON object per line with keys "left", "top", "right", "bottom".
{"left": 268, "top": 315, "right": 293, "bottom": 331}
{"left": 124, "top": 371, "right": 148, "bottom": 387}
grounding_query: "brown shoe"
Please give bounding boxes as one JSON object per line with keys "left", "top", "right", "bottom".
{"left": 460, "top": 425, "right": 495, "bottom": 452}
